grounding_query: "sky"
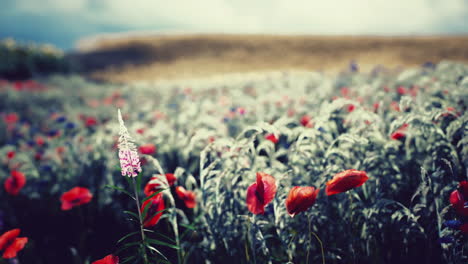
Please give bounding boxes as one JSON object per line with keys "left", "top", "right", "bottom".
{"left": 1, "top": 0, "right": 468, "bottom": 50}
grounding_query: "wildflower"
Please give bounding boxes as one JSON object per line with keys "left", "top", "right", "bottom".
{"left": 85, "top": 117, "right": 98, "bottom": 127}
{"left": 6, "top": 151, "right": 15, "bottom": 160}
{"left": 92, "top": 254, "right": 119, "bottom": 264}
{"left": 3, "top": 113, "right": 19, "bottom": 125}
{"left": 65, "top": 122, "right": 76, "bottom": 130}
{"left": 117, "top": 109, "right": 141, "bottom": 177}
{"left": 35, "top": 136, "right": 45, "bottom": 146}
{"left": 4, "top": 171, "right": 26, "bottom": 196}
{"left": 0, "top": 229, "right": 28, "bottom": 259}
{"left": 325, "top": 169, "right": 369, "bottom": 196}
{"left": 347, "top": 104, "right": 355, "bottom": 113}
{"left": 450, "top": 189, "right": 468, "bottom": 216}
{"left": 141, "top": 194, "right": 165, "bottom": 227}
{"left": 443, "top": 220, "right": 462, "bottom": 229}
{"left": 143, "top": 173, "right": 176, "bottom": 196}
{"left": 300, "top": 115, "right": 312, "bottom": 127}
{"left": 265, "top": 133, "right": 279, "bottom": 144}
{"left": 60, "top": 187, "right": 93, "bottom": 211}
{"left": 55, "top": 116, "right": 67, "bottom": 123}
{"left": 176, "top": 186, "right": 196, "bottom": 208}
{"left": 246, "top": 172, "right": 277, "bottom": 214}
{"left": 139, "top": 144, "right": 156, "bottom": 155}
{"left": 391, "top": 123, "right": 408, "bottom": 140}
{"left": 373, "top": 102, "right": 380, "bottom": 112}
{"left": 285, "top": 186, "right": 319, "bottom": 217}
{"left": 165, "top": 173, "right": 177, "bottom": 186}
{"left": 397, "top": 86, "right": 407, "bottom": 95}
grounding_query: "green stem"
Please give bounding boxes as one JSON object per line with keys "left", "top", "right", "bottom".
{"left": 307, "top": 214, "right": 325, "bottom": 264}
{"left": 132, "top": 176, "right": 149, "bottom": 264}
{"left": 251, "top": 215, "right": 257, "bottom": 264}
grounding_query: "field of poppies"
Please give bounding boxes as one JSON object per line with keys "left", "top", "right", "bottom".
{"left": 0, "top": 61, "right": 467, "bottom": 264}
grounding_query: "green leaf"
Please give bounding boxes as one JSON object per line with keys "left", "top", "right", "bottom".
{"left": 146, "top": 238, "right": 180, "bottom": 249}
{"left": 136, "top": 173, "right": 143, "bottom": 191}
{"left": 120, "top": 255, "right": 138, "bottom": 264}
{"left": 179, "top": 223, "right": 196, "bottom": 230}
{"left": 115, "top": 241, "right": 141, "bottom": 254}
{"left": 145, "top": 244, "right": 169, "bottom": 261}
{"left": 123, "top": 211, "right": 140, "bottom": 221}
{"left": 117, "top": 231, "right": 140, "bottom": 244}
{"left": 142, "top": 188, "right": 166, "bottom": 204}
{"left": 105, "top": 185, "right": 135, "bottom": 200}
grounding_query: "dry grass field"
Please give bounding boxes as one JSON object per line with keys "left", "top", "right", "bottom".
{"left": 70, "top": 34, "right": 468, "bottom": 82}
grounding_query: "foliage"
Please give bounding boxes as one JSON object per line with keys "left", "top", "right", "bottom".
{"left": 0, "top": 61, "right": 466, "bottom": 263}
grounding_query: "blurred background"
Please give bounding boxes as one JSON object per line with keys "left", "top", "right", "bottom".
{"left": 1, "top": 0, "right": 468, "bottom": 81}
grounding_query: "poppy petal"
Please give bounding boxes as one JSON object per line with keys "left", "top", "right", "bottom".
{"left": 92, "top": 254, "right": 120, "bottom": 264}
{"left": 3, "top": 237, "right": 28, "bottom": 259}
{"left": 326, "top": 169, "right": 368, "bottom": 196}
{"left": 0, "top": 229, "right": 20, "bottom": 251}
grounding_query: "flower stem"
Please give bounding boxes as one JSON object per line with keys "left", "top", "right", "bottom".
{"left": 307, "top": 214, "right": 325, "bottom": 264}
{"left": 132, "top": 176, "right": 149, "bottom": 264}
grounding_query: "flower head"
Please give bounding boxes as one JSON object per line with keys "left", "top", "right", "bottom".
{"left": 117, "top": 109, "right": 141, "bottom": 177}
{"left": 60, "top": 187, "right": 93, "bottom": 210}
{"left": 0, "top": 229, "right": 28, "bottom": 259}
{"left": 4, "top": 171, "right": 26, "bottom": 196}
{"left": 246, "top": 172, "right": 277, "bottom": 214}
{"left": 92, "top": 254, "right": 119, "bottom": 264}
{"left": 285, "top": 186, "right": 319, "bottom": 217}
{"left": 326, "top": 169, "right": 369, "bottom": 196}
{"left": 176, "top": 186, "right": 197, "bottom": 208}
{"left": 141, "top": 194, "right": 165, "bottom": 227}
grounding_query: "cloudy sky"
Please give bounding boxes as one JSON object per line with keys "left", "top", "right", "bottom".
{"left": 1, "top": 0, "right": 468, "bottom": 50}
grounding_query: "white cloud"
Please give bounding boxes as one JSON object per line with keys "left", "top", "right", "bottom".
{"left": 9, "top": 0, "right": 468, "bottom": 34}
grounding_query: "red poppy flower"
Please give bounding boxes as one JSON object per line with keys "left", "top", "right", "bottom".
{"left": 373, "top": 102, "right": 380, "bottom": 112}
{"left": 85, "top": 117, "right": 98, "bottom": 127}
{"left": 459, "top": 181, "right": 468, "bottom": 197}
{"left": 246, "top": 172, "right": 277, "bottom": 214}
{"left": 0, "top": 229, "right": 28, "bottom": 259}
{"left": 391, "top": 123, "right": 409, "bottom": 140}
{"left": 347, "top": 104, "right": 355, "bottom": 113}
{"left": 450, "top": 190, "right": 468, "bottom": 216}
{"left": 285, "top": 186, "right": 319, "bottom": 217}
{"left": 139, "top": 144, "right": 156, "bottom": 155}
{"left": 325, "top": 169, "right": 369, "bottom": 196}
{"left": 300, "top": 115, "right": 312, "bottom": 127}
{"left": 6, "top": 151, "right": 15, "bottom": 160}
{"left": 92, "top": 254, "right": 119, "bottom": 264}
{"left": 165, "top": 173, "right": 177, "bottom": 186}
{"left": 136, "top": 128, "right": 145, "bottom": 135}
{"left": 60, "top": 187, "right": 93, "bottom": 210}
{"left": 265, "top": 133, "right": 279, "bottom": 144}
{"left": 390, "top": 131, "right": 405, "bottom": 140}
{"left": 144, "top": 174, "right": 175, "bottom": 196}
{"left": 4, "top": 171, "right": 26, "bottom": 196}
{"left": 176, "top": 186, "right": 196, "bottom": 208}
{"left": 141, "top": 194, "right": 165, "bottom": 227}
{"left": 3, "top": 113, "right": 19, "bottom": 125}
{"left": 35, "top": 136, "right": 45, "bottom": 146}
{"left": 397, "top": 86, "right": 407, "bottom": 95}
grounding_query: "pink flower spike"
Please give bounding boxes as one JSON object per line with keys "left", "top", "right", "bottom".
{"left": 117, "top": 109, "right": 141, "bottom": 177}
